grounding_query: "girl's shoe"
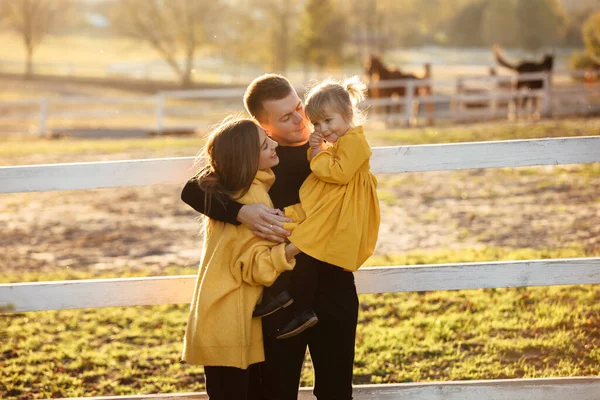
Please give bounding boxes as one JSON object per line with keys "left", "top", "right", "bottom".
{"left": 252, "top": 290, "right": 294, "bottom": 318}
{"left": 275, "top": 309, "right": 319, "bottom": 340}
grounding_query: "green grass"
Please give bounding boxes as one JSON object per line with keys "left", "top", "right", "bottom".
{"left": 369, "top": 118, "right": 600, "bottom": 145}
{"left": 2, "top": 117, "right": 597, "bottom": 161}
{"left": 1, "top": 247, "right": 599, "bottom": 398}
{"left": 0, "top": 136, "right": 206, "bottom": 159}
{"left": 0, "top": 33, "right": 159, "bottom": 67}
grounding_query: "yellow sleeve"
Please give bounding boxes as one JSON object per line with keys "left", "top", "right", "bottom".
{"left": 284, "top": 203, "right": 306, "bottom": 223}
{"left": 309, "top": 130, "right": 372, "bottom": 184}
{"left": 282, "top": 203, "right": 306, "bottom": 232}
{"left": 235, "top": 241, "right": 296, "bottom": 287}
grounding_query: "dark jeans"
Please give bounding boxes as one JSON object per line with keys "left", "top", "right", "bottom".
{"left": 260, "top": 255, "right": 359, "bottom": 400}
{"left": 204, "top": 364, "right": 262, "bottom": 400}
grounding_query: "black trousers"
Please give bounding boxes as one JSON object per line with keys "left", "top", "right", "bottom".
{"left": 204, "top": 364, "right": 262, "bottom": 400}
{"left": 260, "top": 254, "right": 359, "bottom": 400}
{"left": 264, "top": 255, "right": 318, "bottom": 313}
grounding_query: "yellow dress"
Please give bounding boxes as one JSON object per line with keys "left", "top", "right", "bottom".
{"left": 284, "top": 126, "right": 380, "bottom": 272}
{"left": 182, "top": 169, "right": 296, "bottom": 369}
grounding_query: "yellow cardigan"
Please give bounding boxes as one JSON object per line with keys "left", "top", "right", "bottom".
{"left": 182, "top": 169, "right": 296, "bottom": 369}
{"left": 284, "top": 126, "right": 380, "bottom": 271}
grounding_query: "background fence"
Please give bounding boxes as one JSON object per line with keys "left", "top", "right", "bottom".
{"left": 0, "top": 70, "right": 598, "bottom": 136}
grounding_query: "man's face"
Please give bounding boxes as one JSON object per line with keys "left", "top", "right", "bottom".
{"left": 260, "top": 91, "right": 310, "bottom": 147}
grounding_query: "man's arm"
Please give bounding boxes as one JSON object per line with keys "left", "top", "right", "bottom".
{"left": 181, "top": 177, "right": 292, "bottom": 242}
{"left": 181, "top": 178, "right": 242, "bottom": 225}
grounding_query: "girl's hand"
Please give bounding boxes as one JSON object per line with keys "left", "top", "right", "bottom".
{"left": 309, "top": 131, "right": 324, "bottom": 149}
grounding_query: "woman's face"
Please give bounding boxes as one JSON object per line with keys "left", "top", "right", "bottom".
{"left": 257, "top": 126, "right": 279, "bottom": 170}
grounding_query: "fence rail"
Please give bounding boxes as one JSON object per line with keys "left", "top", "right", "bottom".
{"left": 2, "top": 258, "right": 599, "bottom": 313}
{"left": 2, "top": 136, "right": 599, "bottom": 194}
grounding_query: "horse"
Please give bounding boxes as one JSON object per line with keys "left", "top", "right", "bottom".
{"left": 364, "top": 55, "right": 433, "bottom": 126}
{"left": 492, "top": 45, "right": 554, "bottom": 119}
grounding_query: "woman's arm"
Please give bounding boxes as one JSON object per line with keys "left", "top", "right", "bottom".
{"left": 284, "top": 243, "right": 301, "bottom": 261}
{"left": 236, "top": 242, "right": 300, "bottom": 287}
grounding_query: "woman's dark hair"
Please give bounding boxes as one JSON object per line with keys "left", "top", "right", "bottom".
{"left": 194, "top": 116, "right": 261, "bottom": 211}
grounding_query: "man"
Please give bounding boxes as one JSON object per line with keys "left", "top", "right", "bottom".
{"left": 181, "top": 74, "right": 358, "bottom": 400}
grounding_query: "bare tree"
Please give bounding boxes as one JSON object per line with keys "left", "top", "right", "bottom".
{"left": 108, "top": 0, "right": 221, "bottom": 87}
{"left": 248, "top": 0, "right": 303, "bottom": 74}
{"left": 0, "top": 0, "right": 66, "bottom": 78}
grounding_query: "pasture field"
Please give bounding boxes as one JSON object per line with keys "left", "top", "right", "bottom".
{"left": 1, "top": 118, "right": 599, "bottom": 398}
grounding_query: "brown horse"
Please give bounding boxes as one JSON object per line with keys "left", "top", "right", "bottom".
{"left": 364, "top": 55, "right": 433, "bottom": 126}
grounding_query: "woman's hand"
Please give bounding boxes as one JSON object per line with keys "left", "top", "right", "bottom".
{"left": 284, "top": 243, "right": 301, "bottom": 261}
{"left": 237, "top": 203, "right": 291, "bottom": 242}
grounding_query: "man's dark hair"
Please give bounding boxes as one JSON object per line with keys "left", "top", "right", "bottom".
{"left": 244, "top": 74, "right": 294, "bottom": 122}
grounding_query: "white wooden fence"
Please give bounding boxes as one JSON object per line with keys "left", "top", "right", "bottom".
{"left": 1, "top": 135, "right": 600, "bottom": 399}
{"left": 1, "top": 71, "right": 598, "bottom": 136}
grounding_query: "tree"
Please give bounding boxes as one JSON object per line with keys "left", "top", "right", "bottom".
{"left": 297, "top": 0, "right": 347, "bottom": 70}
{"left": 108, "top": 0, "right": 221, "bottom": 87}
{"left": 582, "top": 11, "right": 600, "bottom": 63}
{"left": 481, "top": 0, "right": 519, "bottom": 47}
{"left": 248, "top": 0, "right": 302, "bottom": 74}
{"left": 515, "top": 0, "right": 568, "bottom": 51}
{"left": 0, "top": 0, "right": 68, "bottom": 78}
{"left": 447, "top": 0, "right": 487, "bottom": 46}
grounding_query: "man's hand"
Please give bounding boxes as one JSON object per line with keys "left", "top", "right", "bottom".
{"left": 237, "top": 203, "right": 291, "bottom": 242}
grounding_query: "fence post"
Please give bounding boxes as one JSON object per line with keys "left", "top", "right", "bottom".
{"left": 38, "top": 99, "right": 48, "bottom": 136}
{"left": 404, "top": 80, "right": 414, "bottom": 126}
{"left": 490, "top": 76, "right": 498, "bottom": 117}
{"left": 156, "top": 93, "right": 165, "bottom": 135}
{"left": 455, "top": 77, "right": 464, "bottom": 113}
{"left": 542, "top": 72, "right": 552, "bottom": 118}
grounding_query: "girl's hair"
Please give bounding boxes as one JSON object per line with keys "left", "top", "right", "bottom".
{"left": 304, "top": 76, "right": 367, "bottom": 126}
{"left": 193, "top": 116, "right": 261, "bottom": 211}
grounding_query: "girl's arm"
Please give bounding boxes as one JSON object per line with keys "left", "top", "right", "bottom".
{"left": 310, "top": 129, "right": 372, "bottom": 185}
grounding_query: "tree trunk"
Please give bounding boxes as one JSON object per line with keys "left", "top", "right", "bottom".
{"left": 181, "top": 69, "right": 192, "bottom": 88}
{"left": 279, "top": 2, "right": 289, "bottom": 74}
{"left": 181, "top": 51, "right": 194, "bottom": 88}
{"left": 25, "top": 46, "right": 34, "bottom": 79}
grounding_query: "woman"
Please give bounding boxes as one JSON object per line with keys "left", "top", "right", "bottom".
{"left": 181, "top": 116, "right": 301, "bottom": 399}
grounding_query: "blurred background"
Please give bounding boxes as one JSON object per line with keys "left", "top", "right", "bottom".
{"left": 2, "top": 1, "right": 600, "bottom": 399}
{"left": 0, "top": 0, "right": 599, "bottom": 136}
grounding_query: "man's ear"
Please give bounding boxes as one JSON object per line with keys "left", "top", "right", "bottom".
{"left": 259, "top": 121, "right": 272, "bottom": 136}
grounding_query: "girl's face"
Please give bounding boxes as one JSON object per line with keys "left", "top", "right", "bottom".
{"left": 310, "top": 108, "right": 350, "bottom": 143}
{"left": 257, "top": 126, "right": 280, "bottom": 170}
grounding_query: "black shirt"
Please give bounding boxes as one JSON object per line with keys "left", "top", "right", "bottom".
{"left": 180, "top": 142, "right": 312, "bottom": 221}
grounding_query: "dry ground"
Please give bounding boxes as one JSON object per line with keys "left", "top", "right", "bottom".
{"left": 1, "top": 146, "right": 598, "bottom": 279}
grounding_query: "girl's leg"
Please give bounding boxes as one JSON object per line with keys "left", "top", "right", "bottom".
{"left": 253, "top": 271, "right": 294, "bottom": 318}
{"left": 274, "top": 253, "right": 319, "bottom": 339}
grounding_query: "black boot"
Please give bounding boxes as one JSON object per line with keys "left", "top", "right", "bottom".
{"left": 252, "top": 290, "right": 294, "bottom": 318}
{"left": 275, "top": 309, "right": 319, "bottom": 340}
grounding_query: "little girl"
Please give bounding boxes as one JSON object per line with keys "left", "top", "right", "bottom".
{"left": 253, "top": 76, "right": 380, "bottom": 339}
{"left": 181, "top": 116, "right": 301, "bottom": 399}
